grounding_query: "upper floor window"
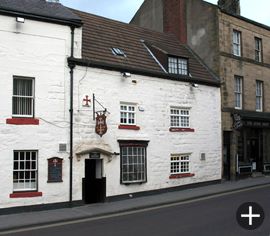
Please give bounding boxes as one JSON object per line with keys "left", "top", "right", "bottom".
{"left": 255, "top": 37, "right": 262, "bottom": 62}
{"left": 168, "top": 57, "right": 188, "bottom": 75}
{"left": 256, "top": 81, "right": 263, "bottom": 112}
{"left": 12, "top": 76, "right": 34, "bottom": 117}
{"left": 234, "top": 76, "right": 243, "bottom": 109}
{"left": 233, "top": 30, "right": 241, "bottom": 57}
{"left": 13, "top": 150, "right": 38, "bottom": 191}
{"left": 170, "top": 108, "right": 190, "bottom": 128}
{"left": 111, "top": 47, "right": 126, "bottom": 57}
{"left": 120, "top": 103, "right": 136, "bottom": 125}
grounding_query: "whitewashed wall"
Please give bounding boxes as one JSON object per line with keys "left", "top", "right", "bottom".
{"left": 72, "top": 66, "right": 222, "bottom": 200}
{"left": 0, "top": 14, "right": 82, "bottom": 208}
{"left": 0, "top": 13, "right": 221, "bottom": 209}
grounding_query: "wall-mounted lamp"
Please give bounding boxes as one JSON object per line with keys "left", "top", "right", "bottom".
{"left": 16, "top": 17, "right": 25, "bottom": 23}
{"left": 191, "top": 83, "right": 199, "bottom": 88}
{"left": 122, "top": 72, "right": 131, "bottom": 78}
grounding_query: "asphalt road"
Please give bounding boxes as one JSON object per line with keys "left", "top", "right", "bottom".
{"left": 4, "top": 185, "right": 270, "bottom": 236}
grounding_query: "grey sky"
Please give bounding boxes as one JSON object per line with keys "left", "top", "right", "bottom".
{"left": 61, "top": 0, "right": 270, "bottom": 26}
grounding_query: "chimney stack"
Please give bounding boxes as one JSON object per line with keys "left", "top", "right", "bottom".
{"left": 163, "top": 0, "right": 187, "bottom": 44}
{"left": 218, "top": 0, "right": 240, "bottom": 15}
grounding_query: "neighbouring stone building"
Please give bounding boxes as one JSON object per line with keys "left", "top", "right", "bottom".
{"left": 0, "top": 0, "right": 221, "bottom": 211}
{"left": 131, "top": 0, "right": 270, "bottom": 179}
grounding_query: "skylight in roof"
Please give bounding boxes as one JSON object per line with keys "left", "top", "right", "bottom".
{"left": 111, "top": 47, "right": 126, "bottom": 57}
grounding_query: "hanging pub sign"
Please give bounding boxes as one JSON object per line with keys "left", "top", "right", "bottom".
{"left": 95, "top": 113, "right": 107, "bottom": 137}
{"left": 232, "top": 113, "right": 243, "bottom": 130}
{"left": 47, "top": 157, "right": 63, "bottom": 183}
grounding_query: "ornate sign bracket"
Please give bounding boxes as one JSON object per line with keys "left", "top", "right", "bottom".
{"left": 92, "top": 93, "right": 110, "bottom": 120}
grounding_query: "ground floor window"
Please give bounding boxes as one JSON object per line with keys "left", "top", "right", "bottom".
{"left": 13, "top": 150, "right": 38, "bottom": 191}
{"left": 170, "top": 154, "right": 190, "bottom": 174}
{"left": 119, "top": 141, "right": 148, "bottom": 184}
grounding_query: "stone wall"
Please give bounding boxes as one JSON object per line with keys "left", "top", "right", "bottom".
{"left": 0, "top": 14, "right": 82, "bottom": 208}
{"left": 72, "top": 66, "right": 222, "bottom": 199}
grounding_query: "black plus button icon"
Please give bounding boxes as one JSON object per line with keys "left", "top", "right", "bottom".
{"left": 236, "top": 202, "right": 265, "bottom": 230}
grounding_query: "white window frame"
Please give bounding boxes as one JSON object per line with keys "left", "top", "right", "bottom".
{"left": 234, "top": 76, "right": 243, "bottom": 109}
{"left": 168, "top": 57, "right": 188, "bottom": 75}
{"left": 233, "top": 30, "right": 241, "bottom": 57}
{"left": 170, "top": 154, "right": 191, "bottom": 174}
{"left": 120, "top": 144, "right": 147, "bottom": 184}
{"left": 120, "top": 103, "right": 136, "bottom": 125}
{"left": 13, "top": 150, "right": 38, "bottom": 191}
{"left": 256, "top": 80, "right": 263, "bottom": 112}
{"left": 255, "top": 37, "right": 262, "bottom": 62}
{"left": 170, "top": 107, "right": 190, "bottom": 128}
{"left": 12, "top": 76, "right": 35, "bottom": 118}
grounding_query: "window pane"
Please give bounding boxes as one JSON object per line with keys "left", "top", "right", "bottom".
{"left": 121, "top": 146, "right": 146, "bottom": 183}
{"left": 256, "top": 81, "right": 263, "bottom": 111}
{"left": 13, "top": 151, "right": 38, "bottom": 191}
{"left": 233, "top": 31, "right": 241, "bottom": 56}
{"left": 13, "top": 78, "right": 34, "bottom": 116}
{"left": 168, "top": 57, "right": 188, "bottom": 75}
{"left": 234, "top": 77, "right": 242, "bottom": 109}
{"left": 170, "top": 108, "right": 190, "bottom": 127}
{"left": 171, "top": 154, "right": 190, "bottom": 174}
{"left": 120, "top": 104, "right": 136, "bottom": 125}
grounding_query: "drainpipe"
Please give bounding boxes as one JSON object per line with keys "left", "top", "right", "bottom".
{"left": 68, "top": 26, "right": 75, "bottom": 205}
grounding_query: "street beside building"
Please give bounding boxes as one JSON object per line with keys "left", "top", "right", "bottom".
{"left": 2, "top": 184, "right": 269, "bottom": 236}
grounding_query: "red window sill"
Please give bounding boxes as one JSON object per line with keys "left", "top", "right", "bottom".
{"left": 118, "top": 125, "right": 140, "bottom": 130}
{"left": 169, "top": 128, "right": 195, "bottom": 132}
{"left": 169, "top": 173, "right": 195, "bottom": 179}
{"left": 10, "top": 192, "right": 43, "bottom": 198}
{"left": 6, "top": 118, "right": 39, "bottom": 125}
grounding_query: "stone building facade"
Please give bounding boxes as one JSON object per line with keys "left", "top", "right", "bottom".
{"left": 0, "top": 1, "right": 222, "bottom": 210}
{"left": 131, "top": 0, "right": 270, "bottom": 179}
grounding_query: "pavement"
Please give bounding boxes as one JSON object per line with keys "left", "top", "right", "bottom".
{"left": 0, "top": 176, "right": 270, "bottom": 233}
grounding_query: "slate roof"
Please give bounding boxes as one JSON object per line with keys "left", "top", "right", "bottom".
{"left": 71, "top": 9, "right": 219, "bottom": 86}
{"left": 0, "top": 0, "right": 81, "bottom": 26}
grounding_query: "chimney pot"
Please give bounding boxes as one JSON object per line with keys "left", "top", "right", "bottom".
{"left": 218, "top": 0, "right": 240, "bottom": 15}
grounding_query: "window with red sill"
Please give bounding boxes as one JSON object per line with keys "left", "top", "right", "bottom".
{"left": 118, "top": 140, "right": 148, "bottom": 184}
{"left": 6, "top": 76, "right": 39, "bottom": 125}
{"left": 119, "top": 103, "right": 140, "bottom": 130}
{"left": 10, "top": 150, "right": 41, "bottom": 198}
{"left": 170, "top": 154, "right": 194, "bottom": 179}
{"left": 170, "top": 107, "right": 194, "bottom": 132}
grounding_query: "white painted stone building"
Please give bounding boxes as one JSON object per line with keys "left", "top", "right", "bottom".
{"left": 0, "top": 1, "right": 222, "bottom": 210}
{"left": 0, "top": 0, "right": 82, "bottom": 209}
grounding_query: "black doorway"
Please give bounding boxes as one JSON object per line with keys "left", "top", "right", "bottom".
{"left": 247, "top": 138, "right": 263, "bottom": 172}
{"left": 223, "top": 131, "right": 231, "bottom": 180}
{"left": 83, "top": 158, "right": 106, "bottom": 204}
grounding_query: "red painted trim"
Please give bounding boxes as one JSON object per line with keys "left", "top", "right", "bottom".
{"left": 169, "top": 127, "right": 195, "bottom": 132}
{"left": 6, "top": 118, "right": 39, "bottom": 125}
{"left": 169, "top": 173, "right": 195, "bottom": 179}
{"left": 10, "top": 192, "right": 43, "bottom": 198}
{"left": 118, "top": 125, "right": 140, "bottom": 130}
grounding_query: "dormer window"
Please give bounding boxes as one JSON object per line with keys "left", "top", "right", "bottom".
{"left": 111, "top": 47, "right": 126, "bottom": 57}
{"left": 168, "top": 57, "right": 188, "bottom": 75}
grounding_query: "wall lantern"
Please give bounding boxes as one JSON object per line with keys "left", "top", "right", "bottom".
{"left": 16, "top": 17, "right": 25, "bottom": 23}
{"left": 122, "top": 72, "right": 131, "bottom": 78}
{"left": 191, "top": 83, "right": 199, "bottom": 88}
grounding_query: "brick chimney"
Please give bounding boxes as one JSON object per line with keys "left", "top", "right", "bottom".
{"left": 218, "top": 0, "right": 240, "bottom": 15}
{"left": 163, "top": 0, "right": 187, "bottom": 44}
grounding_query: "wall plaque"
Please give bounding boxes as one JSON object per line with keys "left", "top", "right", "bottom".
{"left": 48, "top": 157, "right": 63, "bottom": 183}
{"left": 90, "top": 152, "right": 101, "bottom": 159}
